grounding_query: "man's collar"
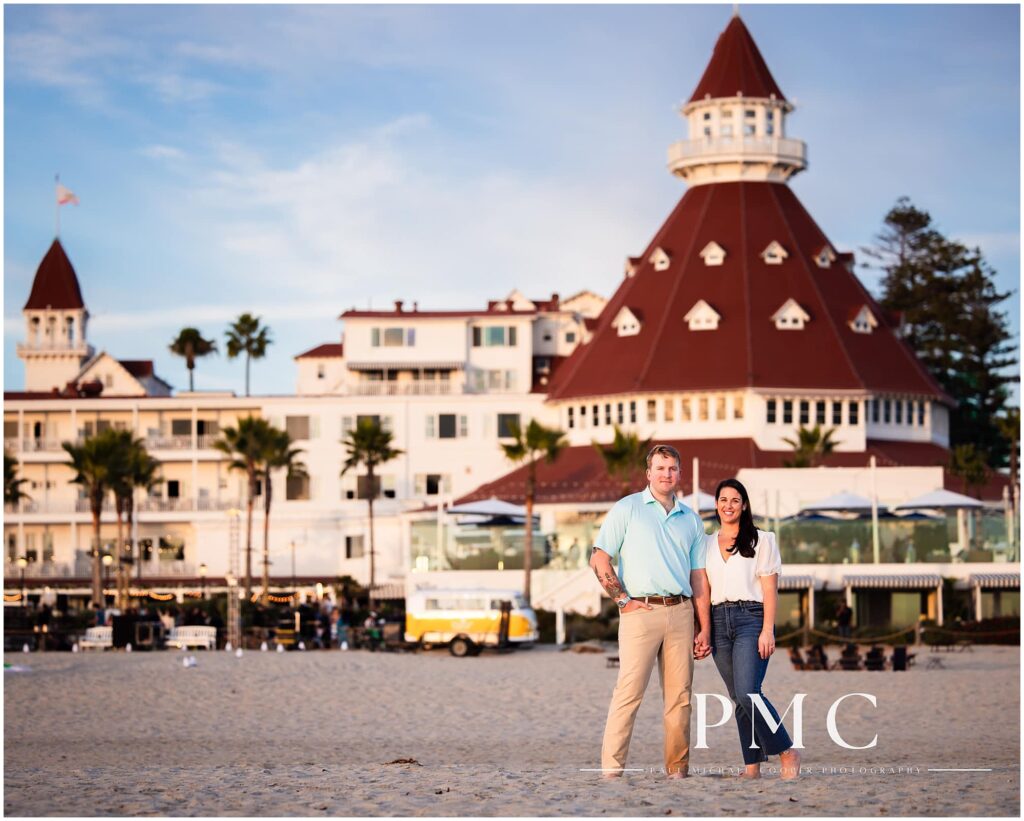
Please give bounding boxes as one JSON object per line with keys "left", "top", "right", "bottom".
{"left": 643, "top": 485, "right": 684, "bottom": 512}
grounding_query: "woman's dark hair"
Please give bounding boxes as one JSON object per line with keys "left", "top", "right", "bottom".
{"left": 713, "top": 478, "right": 758, "bottom": 558}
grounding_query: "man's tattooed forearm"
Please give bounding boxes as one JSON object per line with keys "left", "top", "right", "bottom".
{"left": 599, "top": 571, "right": 625, "bottom": 598}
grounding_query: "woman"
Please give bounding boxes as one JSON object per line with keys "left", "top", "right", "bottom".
{"left": 703, "top": 478, "right": 802, "bottom": 780}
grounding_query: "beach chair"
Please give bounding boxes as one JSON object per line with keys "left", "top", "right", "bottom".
{"left": 864, "top": 646, "right": 886, "bottom": 671}
{"left": 838, "top": 643, "right": 862, "bottom": 671}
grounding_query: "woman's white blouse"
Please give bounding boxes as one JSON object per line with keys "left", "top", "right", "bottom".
{"left": 702, "top": 529, "right": 782, "bottom": 605}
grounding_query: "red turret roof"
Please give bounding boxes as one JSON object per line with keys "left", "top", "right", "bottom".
{"left": 547, "top": 181, "right": 949, "bottom": 403}
{"left": 23, "top": 239, "right": 86, "bottom": 311}
{"left": 689, "top": 15, "right": 786, "bottom": 103}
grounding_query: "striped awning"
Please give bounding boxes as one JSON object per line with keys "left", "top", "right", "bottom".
{"left": 844, "top": 574, "right": 942, "bottom": 589}
{"left": 347, "top": 361, "right": 464, "bottom": 371}
{"left": 778, "top": 575, "right": 815, "bottom": 591}
{"left": 969, "top": 573, "right": 1020, "bottom": 589}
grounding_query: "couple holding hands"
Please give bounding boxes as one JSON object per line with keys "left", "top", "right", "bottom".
{"left": 590, "top": 444, "right": 802, "bottom": 780}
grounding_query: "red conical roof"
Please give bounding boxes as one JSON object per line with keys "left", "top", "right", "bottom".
{"left": 689, "top": 15, "right": 786, "bottom": 103}
{"left": 23, "top": 239, "right": 86, "bottom": 311}
{"left": 547, "top": 181, "right": 948, "bottom": 402}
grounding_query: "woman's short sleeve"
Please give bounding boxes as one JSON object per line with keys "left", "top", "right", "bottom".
{"left": 755, "top": 530, "right": 782, "bottom": 577}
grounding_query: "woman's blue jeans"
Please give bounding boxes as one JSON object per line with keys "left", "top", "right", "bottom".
{"left": 711, "top": 601, "right": 794, "bottom": 765}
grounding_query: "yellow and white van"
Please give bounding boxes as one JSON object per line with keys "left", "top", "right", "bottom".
{"left": 405, "top": 588, "right": 539, "bottom": 656}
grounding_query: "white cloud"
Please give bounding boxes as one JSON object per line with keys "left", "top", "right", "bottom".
{"left": 140, "top": 144, "right": 186, "bottom": 161}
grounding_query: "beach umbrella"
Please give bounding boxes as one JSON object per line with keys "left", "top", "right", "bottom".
{"left": 893, "top": 488, "right": 985, "bottom": 510}
{"left": 446, "top": 498, "right": 530, "bottom": 518}
{"left": 679, "top": 490, "right": 716, "bottom": 512}
{"left": 800, "top": 491, "right": 886, "bottom": 514}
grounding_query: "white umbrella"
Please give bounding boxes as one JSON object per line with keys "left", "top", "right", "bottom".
{"left": 679, "top": 491, "right": 716, "bottom": 512}
{"left": 894, "top": 488, "right": 985, "bottom": 510}
{"left": 801, "top": 491, "right": 886, "bottom": 514}
{"left": 446, "top": 497, "right": 529, "bottom": 518}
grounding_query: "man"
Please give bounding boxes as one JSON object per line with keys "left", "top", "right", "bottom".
{"left": 590, "top": 444, "right": 712, "bottom": 779}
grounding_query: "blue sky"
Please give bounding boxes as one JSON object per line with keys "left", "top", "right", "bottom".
{"left": 4, "top": 3, "right": 1020, "bottom": 396}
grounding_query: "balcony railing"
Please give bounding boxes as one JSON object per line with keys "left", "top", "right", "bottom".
{"left": 668, "top": 136, "right": 807, "bottom": 167}
{"left": 4, "top": 560, "right": 73, "bottom": 579}
{"left": 351, "top": 381, "right": 454, "bottom": 396}
{"left": 16, "top": 341, "right": 91, "bottom": 355}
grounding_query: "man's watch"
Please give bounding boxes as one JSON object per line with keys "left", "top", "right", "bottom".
{"left": 615, "top": 596, "right": 631, "bottom": 609}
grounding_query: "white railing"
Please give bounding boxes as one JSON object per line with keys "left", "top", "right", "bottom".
{"left": 74, "top": 499, "right": 115, "bottom": 513}
{"left": 15, "top": 342, "right": 91, "bottom": 355}
{"left": 4, "top": 560, "right": 74, "bottom": 579}
{"left": 351, "top": 382, "right": 454, "bottom": 396}
{"left": 145, "top": 435, "right": 194, "bottom": 450}
{"left": 668, "top": 136, "right": 807, "bottom": 165}
{"left": 19, "top": 438, "right": 65, "bottom": 453}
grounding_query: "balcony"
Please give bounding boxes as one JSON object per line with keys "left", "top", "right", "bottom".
{"left": 4, "top": 560, "right": 74, "bottom": 579}
{"left": 668, "top": 136, "right": 807, "bottom": 174}
{"left": 18, "top": 438, "right": 66, "bottom": 453}
{"left": 351, "top": 381, "right": 454, "bottom": 396}
{"left": 144, "top": 434, "right": 222, "bottom": 450}
{"left": 16, "top": 341, "right": 92, "bottom": 356}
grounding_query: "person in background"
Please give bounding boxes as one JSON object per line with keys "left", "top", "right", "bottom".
{"left": 836, "top": 601, "right": 853, "bottom": 639}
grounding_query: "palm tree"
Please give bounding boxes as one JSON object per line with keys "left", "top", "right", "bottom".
{"left": 949, "top": 443, "right": 990, "bottom": 498}
{"left": 109, "top": 430, "right": 143, "bottom": 608}
{"left": 63, "top": 429, "right": 128, "bottom": 607}
{"left": 215, "top": 416, "right": 274, "bottom": 599}
{"left": 501, "top": 419, "right": 567, "bottom": 604}
{"left": 341, "top": 418, "right": 402, "bottom": 605}
{"left": 169, "top": 328, "right": 218, "bottom": 392}
{"left": 593, "top": 425, "right": 652, "bottom": 496}
{"left": 783, "top": 425, "right": 840, "bottom": 468}
{"left": 4, "top": 449, "right": 30, "bottom": 509}
{"left": 112, "top": 436, "right": 161, "bottom": 598}
{"left": 225, "top": 313, "right": 272, "bottom": 397}
{"left": 260, "top": 428, "right": 307, "bottom": 603}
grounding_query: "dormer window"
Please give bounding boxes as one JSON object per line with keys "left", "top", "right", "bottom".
{"left": 761, "top": 241, "right": 788, "bottom": 265}
{"left": 848, "top": 305, "right": 878, "bottom": 335}
{"left": 771, "top": 299, "right": 810, "bottom": 330}
{"left": 684, "top": 300, "right": 721, "bottom": 331}
{"left": 815, "top": 246, "right": 837, "bottom": 269}
{"left": 649, "top": 247, "right": 671, "bottom": 272}
{"left": 624, "top": 256, "right": 640, "bottom": 278}
{"left": 699, "top": 241, "right": 726, "bottom": 267}
{"left": 612, "top": 307, "right": 642, "bottom": 337}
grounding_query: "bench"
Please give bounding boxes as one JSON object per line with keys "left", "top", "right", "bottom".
{"left": 80, "top": 626, "right": 113, "bottom": 650}
{"left": 166, "top": 626, "right": 217, "bottom": 650}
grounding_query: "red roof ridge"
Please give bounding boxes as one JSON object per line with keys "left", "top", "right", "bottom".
{"left": 689, "top": 15, "right": 786, "bottom": 104}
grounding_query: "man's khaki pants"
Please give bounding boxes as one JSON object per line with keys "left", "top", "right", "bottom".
{"left": 601, "top": 600, "right": 695, "bottom": 775}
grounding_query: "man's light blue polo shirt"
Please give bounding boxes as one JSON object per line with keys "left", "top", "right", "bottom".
{"left": 594, "top": 487, "right": 706, "bottom": 597}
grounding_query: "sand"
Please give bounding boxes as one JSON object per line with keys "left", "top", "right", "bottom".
{"left": 4, "top": 643, "right": 1020, "bottom": 816}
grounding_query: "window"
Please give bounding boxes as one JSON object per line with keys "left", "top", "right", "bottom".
{"left": 917, "top": 402, "right": 925, "bottom": 426}
{"left": 720, "top": 123, "right": 733, "bottom": 138}
{"left": 592, "top": 405, "right": 599, "bottom": 427}
{"left": 286, "top": 475, "right": 311, "bottom": 501}
{"left": 567, "top": 407, "right": 574, "bottom": 429}
{"left": 698, "top": 397, "right": 709, "bottom": 421}
{"left": 629, "top": 401, "right": 637, "bottom": 424}
{"left": 832, "top": 401, "right": 842, "bottom": 425}
{"left": 415, "top": 474, "right": 450, "bottom": 496}
{"left": 679, "top": 397, "right": 690, "bottom": 422}
{"left": 167, "top": 480, "right": 180, "bottom": 499}
{"left": 439, "top": 414, "right": 457, "bottom": 439}
{"left": 783, "top": 400, "right": 793, "bottom": 424}
{"left": 665, "top": 398, "right": 675, "bottom": 422}
{"left": 617, "top": 403, "right": 624, "bottom": 425}
{"left": 579, "top": 405, "right": 587, "bottom": 429}
{"left": 766, "top": 113, "right": 775, "bottom": 136}
{"left": 605, "top": 404, "right": 612, "bottom": 426}
{"left": 799, "top": 401, "right": 809, "bottom": 425}
{"left": 733, "top": 395, "right": 744, "bottom": 420}
{"left": 883, "top": 400, "right": 891, "bottom": 424}
{"left": 816, "top": 401, "right": 826, "bottom": 425}
{"left": 699, "top": 243, "right": 726, "bottom": 268}
{"left": 317, "top": 364, "right": 325, "bottom": 379}
{"left": 171, "top": 419, "right": 191, "bottom": 436}
{"left": 473, "top": 326, "right": 518, "bottom": 347}
{"left": 849, "top": 401, "right": 859, "bottom": 426}
{"left": 345, "top": 535, "right": 365, "bottom": 559}
{"left": 426, "top": 414, "right": 467, "bottom": 439}
{"left": 871, "top": 399, "right": 880, "bottom": 424}
{"left": 895, "top": 400, "right": 903, "bottom": 425}
{"left": 286, "top": 415, "right": 311, "bottom": 440}
{"left": 647, "top": 400, "right": 657, "bottom": 423}
{"left": 565, "top": 332, "right": 576, "bottom": 344}
{"left": 703, "top": 111, "right": 711, "bottom": 121}
{"left": 497, "top": 414, "right": 520, "bottom": 438}
{"left": 767, "top": 399, "right": 777, "bottom": 424}
{"left": 196, "top": 419, "right": 219, "bottom": 436}
{"left": 762, "top": 241, "right": 789, "bottom": 265}
{"left": 716, "top": 396, "right": 726, "bottom": 420}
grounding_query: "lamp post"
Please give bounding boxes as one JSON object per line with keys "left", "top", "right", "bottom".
{"left": 199, "top": 562, "right": 208, "bottom": 600}
{"left": 290, "top": 540, "right": 296, "bottom": 593}
{"left": 16, "top": 555, "right": 28, "bottom": 606}
{"left": 102, "top": 553, "right": 113, "bottom": 606}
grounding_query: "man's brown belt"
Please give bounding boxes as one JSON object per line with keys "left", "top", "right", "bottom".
{"left": 635, "top": 594, "right": 689, "bottom": 606}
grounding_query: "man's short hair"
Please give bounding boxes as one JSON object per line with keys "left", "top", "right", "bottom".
{"left": 646, "top": 444, "right": 681, "bottom": 469}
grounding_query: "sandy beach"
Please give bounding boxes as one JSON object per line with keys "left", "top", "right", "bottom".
{"left": 4, "top": 643, "right": 1019, "bottom": 816}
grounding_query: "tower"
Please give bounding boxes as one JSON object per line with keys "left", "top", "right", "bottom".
{"left": 17, "top": 239, "right": 94, "bottom": 392}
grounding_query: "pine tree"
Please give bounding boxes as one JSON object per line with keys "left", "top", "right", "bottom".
{"left": 864, "top": 197, "right": 1017, "bottom": 466}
